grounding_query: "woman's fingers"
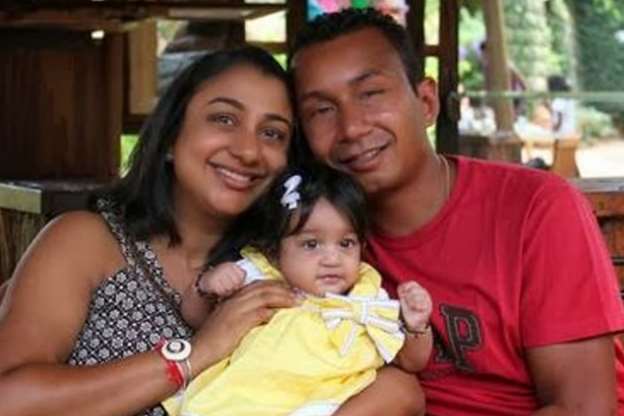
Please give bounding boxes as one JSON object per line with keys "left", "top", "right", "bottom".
{"left": 190, "top": 280, "right": 298, "bottom": 371}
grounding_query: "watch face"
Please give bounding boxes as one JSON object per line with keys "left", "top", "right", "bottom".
{"left": 162, "top": 339, "right": 191, "bottom": 361}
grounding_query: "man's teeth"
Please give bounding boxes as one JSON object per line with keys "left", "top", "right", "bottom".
{"left": 217, "top": 167, "right": 252, "bottom": 182}
{"left": 351, "top": 148, "right": 381, "bottom": 163}
{"left": 362, "top": 148, "right": 380, "bottom": 159}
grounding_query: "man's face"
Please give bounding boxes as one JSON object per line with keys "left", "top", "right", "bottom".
{"left": 292, "top": 28, "right": 438, "bottom": 197}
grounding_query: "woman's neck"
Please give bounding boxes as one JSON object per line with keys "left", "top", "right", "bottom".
{"left": 153, "top": 194, "right": 233, "bottom": 282}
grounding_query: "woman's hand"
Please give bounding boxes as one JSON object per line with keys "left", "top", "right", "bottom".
{"left": 189, "top": 280, "right": 298, "bottom": 375}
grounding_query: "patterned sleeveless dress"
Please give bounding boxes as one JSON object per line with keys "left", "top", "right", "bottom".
{"left": 66, "top": 200, "right": 194, "bottom": 416}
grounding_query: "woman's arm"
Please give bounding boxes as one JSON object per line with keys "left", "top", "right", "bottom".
{"left": 334, "top": 366, "right": 425, "bottom": 416}
{"left": 0, "top": 212, "right": 297, "bottom": 416}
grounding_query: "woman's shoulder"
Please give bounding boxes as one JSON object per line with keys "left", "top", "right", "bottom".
{"left": 44, "top": 210, "right": 116, "bottom": 246}
{"left": 25, "top": 210, "right": 125, "bottom": 279}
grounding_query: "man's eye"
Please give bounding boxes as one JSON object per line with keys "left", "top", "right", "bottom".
{"left": 302, "top": 239, "right": 319, "bottom": 249}
{"left": 308, "top": 104, "right": 334, "bottom": 119}
{"left": 362, "top": 89, "right": 384, "bottom": 99}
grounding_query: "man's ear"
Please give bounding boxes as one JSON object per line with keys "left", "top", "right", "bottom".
{"left": 414, "top": 78, "right": 440, "bottom": 128}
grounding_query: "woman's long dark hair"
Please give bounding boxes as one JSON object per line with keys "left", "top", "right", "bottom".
{"left": 94, "top": 46, "right": 292, "bottom": 245}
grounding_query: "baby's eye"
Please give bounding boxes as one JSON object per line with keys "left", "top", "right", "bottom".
{"left": 340, "top": 238, "right": 359, "bottom": 248}
{"left": 302, "top": 239, "right": 319, "bottom": 250}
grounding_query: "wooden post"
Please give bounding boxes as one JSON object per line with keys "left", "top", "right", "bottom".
{"left": 436, "top": 0, "right": 459, "bottom": 155}
{"left": 127, "top": 19, "right": 157, "bottom": 117}
{"left": 482, "top": 0, "right": 515, "bottom": 133}
{"left": 405, "top": 0, "right": 425, "bottom": 82}
{"left": 287, "top": 0, "right": 307, "bottom": 52}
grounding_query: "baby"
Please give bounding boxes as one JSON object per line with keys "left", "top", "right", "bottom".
{"left": 165, "top": 164, "right": 433, "bottom": 416}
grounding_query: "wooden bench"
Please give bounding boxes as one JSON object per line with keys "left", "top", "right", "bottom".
{"left": 573, "top": 177, "right": 624, "bottom": 293}
{"left": 551, "top": 138, "right": 580, "bottom": 178}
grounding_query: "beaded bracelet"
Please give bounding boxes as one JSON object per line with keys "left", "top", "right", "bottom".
{"left": 402, "top": 323, "right": 432, "bottom": 338}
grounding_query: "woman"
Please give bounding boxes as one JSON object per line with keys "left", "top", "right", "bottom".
{"left": 0, "top": 46, "right": 421, "bottom": 416}
{"left": 0, "top": 46, "right": 296, "bottom": 416}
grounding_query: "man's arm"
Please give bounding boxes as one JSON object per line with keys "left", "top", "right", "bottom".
{"left": 527, "top": 336, "right": 617, "bottom": 415}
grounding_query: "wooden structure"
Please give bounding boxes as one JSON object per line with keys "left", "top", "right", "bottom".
{"left": 0, "top": 0, "right": 462, "bottom": 281}
{"left": 0, "top": 0, "right": 307, "bottom": 281}
{"left": 1, "top": 1, "right": 622, "bottom": 294}
{"left": 575, "top": 178, "right": 624, "bottom": 290}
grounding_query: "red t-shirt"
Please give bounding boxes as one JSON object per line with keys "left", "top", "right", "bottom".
{"left": 366, "top": 156, "right": 624, "bottom": 415}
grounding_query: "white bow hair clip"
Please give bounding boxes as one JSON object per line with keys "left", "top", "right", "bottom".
{"left": 280, "top": 174, "right": 302, "bottom": 210}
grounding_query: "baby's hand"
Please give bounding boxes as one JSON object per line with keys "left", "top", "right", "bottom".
{"left": 398, "top": 281, "right": 433, "bottom": 333}
{"left": 198, "top": 262, "right": 246, "bottom": 298}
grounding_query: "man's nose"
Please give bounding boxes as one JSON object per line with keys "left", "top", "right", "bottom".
{"left": 339, "top": 103, "right": 371, "bottom": 141}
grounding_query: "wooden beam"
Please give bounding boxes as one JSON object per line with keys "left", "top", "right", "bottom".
{"left": 0, "top": 12, "right": 137, "bottom": 32}
{"left": 0, "top": 2, "right": 285, "bottom": 27}
{"left": 405, "top": 0, "right": 425, "bottom": 81}
{"left": 435, "top": 0, "right": 459, "bottom": 154}
{"left": 423, "top": 44, "right": 440, "bottom": 57}
{"left": 127, "top": 20, "right": 157, "bottom": 116}
{"left": 287, "top": 0, "right": 307, "bottom": 53}
{"left": 482, "top": 0, "right": 515, "bottom": 133}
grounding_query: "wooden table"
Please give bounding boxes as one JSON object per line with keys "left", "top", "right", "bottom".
{"left": 573, "top": 177, "right": 624, "bottom": 289}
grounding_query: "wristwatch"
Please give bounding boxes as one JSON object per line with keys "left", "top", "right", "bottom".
{"left": 160, "top": 339, "right": 192, "bottom": 362}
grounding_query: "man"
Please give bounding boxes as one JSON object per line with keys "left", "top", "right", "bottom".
{"left": 290, "top": 8, "right": 624, "bottom": 415}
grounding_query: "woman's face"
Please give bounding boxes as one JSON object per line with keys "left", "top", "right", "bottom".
{"left": 172, "top": 64, "right": 293, "bottom": 221}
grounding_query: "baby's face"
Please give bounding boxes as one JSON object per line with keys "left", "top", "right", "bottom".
{"left": 277, "top": 198, "right": 361, "bottom": 296}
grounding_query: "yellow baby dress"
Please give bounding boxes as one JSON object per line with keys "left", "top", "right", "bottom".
{"left": 163, "top": 247, "right": 405, "bottom": 416}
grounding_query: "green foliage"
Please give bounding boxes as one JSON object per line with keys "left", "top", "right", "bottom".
{"left": 120, "top": 135, "right": 138, "bottom": 176}
{"left": 546, "top": 0, "right": 576, "bottom": 80}
{"left": 503, "top": 0, "right": 556, "bottom": 89}
{"left": 458, "top": 7, "right": 485, "bottom": 91}
{"left": 570, "top": 0, "right": 624, "bottom": 118}
{"left": 578, "top": 106, "right": 618, "bottom": 140}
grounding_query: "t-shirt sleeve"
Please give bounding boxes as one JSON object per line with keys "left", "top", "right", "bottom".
{"left": 520, "top": 178, "right": 624, "bottom": 347}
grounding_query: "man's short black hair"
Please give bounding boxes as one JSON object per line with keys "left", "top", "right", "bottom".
{"left": 289, "top": 7, "right": 422, "bottom": 86}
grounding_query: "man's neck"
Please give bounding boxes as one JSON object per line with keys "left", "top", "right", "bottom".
{"left": 369, "top": 154, "right": 454, "bottom": 237}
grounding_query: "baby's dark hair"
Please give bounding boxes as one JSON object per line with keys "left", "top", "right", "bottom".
{"left": 206, "top": 163, "right": 368, "bottom": 267}
{"left": 256, "top": 163, "right": 369, "bottom": 258}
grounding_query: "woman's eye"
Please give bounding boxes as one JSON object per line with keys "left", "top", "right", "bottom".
{"left": 209, "top": 114, "right": 236, "bottom": 126}
{"left": 261, "top": 128, "right": 288, "bottom": 142}
{"left": 302, "top": 239, "right": 319, "bottom": 250}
